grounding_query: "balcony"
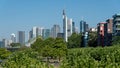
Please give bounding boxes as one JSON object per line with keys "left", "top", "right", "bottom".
{"left": 114, "top": 18, "right": 120, "bottom": 21}
{"left": 116, "top": 28, "right": 120, "bottom": 30}
{"left": 116, "top": 23, "right": 120, "bottom": 25}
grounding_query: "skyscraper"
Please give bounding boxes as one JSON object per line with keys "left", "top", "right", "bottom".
{"left": 11, "top": 33, "right": 16, "bottom": 43}
{"left": 67, "top": 18, "right": 73, "bottom": 37}
{"left": 80, "top": 20, "right": 87, "bottom": 33}
{"left": 42, "top": 29, "right": 50, "bottom": 39}
{"left": 63, "top": 10, "right": 68, "bottom": 42}
{"left": 106, "top": 19, "right": 113, "bottom": 33}
{"left": 29, "top": 27, "right": 43, "bottom": 40}
{"left": 72, "top": 22, "right": 75, "bottom": 33}
{"left": 51, "top": 24, "right": 60, "bottom": 38}
{"left": 18, "top": 31, "right": 25, "bottom": 45}
{"left": 113, "top": 14, "right": 120, "bottom": 36}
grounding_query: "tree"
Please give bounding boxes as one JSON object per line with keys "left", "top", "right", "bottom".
{"left": 0, "top": 48, "right": 11, "bottom": 59}
{"left": 53, "top": 38, "right": 67, "bottom": 61}
{"left": 31, "top": 37, "right": 43, "bottom": 52}
{"left": 88, "top": 32, "right": 97, "bottom": 47}
{"left": 10, "top": 43, "right": 21, "bottom": 47}
{"left": 112, "top": 36, "right": 120, "bottom": 45}
{"left": 67, "top": 33, "right": 82, "bottom": 48}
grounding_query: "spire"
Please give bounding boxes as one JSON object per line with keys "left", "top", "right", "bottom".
{"left": 63, "top": 9, "right": 65, "bottom": 15}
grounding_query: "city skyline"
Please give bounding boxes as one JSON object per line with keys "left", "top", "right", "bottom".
{"left": 0, "top": 0, "right": 120, "bottom": 40}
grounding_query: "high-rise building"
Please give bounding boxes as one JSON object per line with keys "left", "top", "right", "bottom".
{"left": 36, "top": 27, "right": 43, "bottom": 37}
{"left": 106, "top": 19, "right": 113, "bottom": 33}
{"left": 113, "top": 14, "right": 120, "bottom": 36}
{"left": 97, "top": 23, "right": 106, "bottom": 46}
{"left": 11, "top": 33, "right": 16, "bottom": 43}
{"left": 63, "top": 10, "right": 73, "bottom": 42}
{"left": 2, "top": 39, "right": 8, "bottom": 48}
{"left": 72, "top": 22, "right": 75, "bottom": 33}
{"left": 51, "top": 24, "right": 60, "bottom": 38}
{"left": 80, "top": 20, "right": 87, "bottom": 33}
{"left": 63, "top": 10, "right": 68, "bottom": 42}
{"left": 0, "top": 41, "right": 4, "bottom": 48}
{"left": 42, "top": 29, "right": 50, "bottom": 39}
{"left": 18, "top": 31, "right": 25, "bottom": 45}
{"left": 29, "top": 30, "right": 33, "bottom": 40}
{"left": 67, "top": 18, "right": 73, "bottom": 37}
{"left": 29, "top": 27, "right": 43, "bottom": 40}
{"left": 57, "top": 33, "right": 64, "bottom": 38}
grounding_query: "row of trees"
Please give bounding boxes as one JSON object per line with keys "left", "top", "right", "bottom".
{"left": 67, "top": 32, "right": 97, "bottom": 48}
{"left": 31, "top": 37, "right": 67, "bottom": 62}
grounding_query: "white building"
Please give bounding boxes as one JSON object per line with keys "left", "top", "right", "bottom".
{"left": 29, "top": 27, "right": 43, "bottom": 40}
{"left": 63, "top": 10, "right": 68, "bottom": 42}
{"left": 11, "top": 33, "right": 16, "bottom": 43}
{"left": 63, "top": 10, "right": 73, "bottom": 42}
{"left": 67, "top": 18, "right": 73, "bottom": 37}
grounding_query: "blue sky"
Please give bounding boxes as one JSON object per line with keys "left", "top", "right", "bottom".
{"left": 0, "top": 0, "right": 120, "bottom": 40}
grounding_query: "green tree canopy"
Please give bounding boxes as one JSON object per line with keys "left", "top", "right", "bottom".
{"left": 10, "top": 43, "right": 21, "bottom": 47}
{"left": 88, "top": 32, "right": 97, "bottom": 47}
{"left": 67, "top": 33, "right": 82, "bottom": 48}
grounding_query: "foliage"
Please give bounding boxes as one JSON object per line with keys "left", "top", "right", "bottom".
{"left": 88, "top": 32, "right": 97, "bottom": 47}
{"left": 60, "top": 45, "right": 120, "bottom": 68}
{"left": 1, "top": 48, "right": 53, "bottom": 68}
{"left": 10, "top": 43, "right": 21, "bottom": 47}
{"left": 31, "top": 37, "right": 67, "bottom": 61}
{"left": 112, "top": 36, "right": 120, "bottom": 45}
{"left": 0, "top": 48, "right": 11, "bottom": 60}
{"left": 67, "top": 33, "right": 82, "bottom": 48}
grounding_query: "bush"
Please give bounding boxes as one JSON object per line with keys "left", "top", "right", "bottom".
{"left": 60, "top": 46, "right": 120, "bottom": 68}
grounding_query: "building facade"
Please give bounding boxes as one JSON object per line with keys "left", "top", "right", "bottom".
{"left": 51, "top": 24, "right": 60, "bottom": 38}
{"left": 63, "top": 10, "right": 68, "bottom": 42}
{"left": 113, "top": 14, "right": 120, "bottom": 36}
{"left": 97, "top": 23, "right": 106, "bottom": 46}
{"left": 11, "top": 33, "right": 16, "bottom": 43}
{"left": 63, "top": 10, "right": 73, "bottom": 42}
{"left": 18, "top": 31, "right": 25, "bottom": 45}
{"left": 42, "top": 29, "right": 50, "bottom": 39}
{"left": 80, "top": 20, "right": 88, "bottom": 33}
{"left": 67, "top": 18, "right": 73, "bottom": 37}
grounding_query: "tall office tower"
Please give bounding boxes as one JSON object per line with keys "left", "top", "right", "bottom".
{"left": 0, "top": 41, "right": 4, "bottom": 48}
{"left": 32, "top": 27, "right": 37, "bottom": 38}
{"left": 18, "top": 31, "right": 25, "bottom": 45}
{"left": 113, "top": 14, "right": 120, "bottom": 36}
{"left": 29, "top": 27, "right": 43, "bottom": 40}
{"left": 80, "top": 20, "right": 87, "bottom": 33}
{"left": 106, "top": 19, "right": 113, "bottom": 33}
{"left": 63, "top": 10, "right": 68, "bottom": 42}
{"left": 36, "top": 27, "right": 43, "bottom": 37}
{"left": 67, "top": 19, "right": 73, "bottom": 37}
{"left": 29, "top": 30, "right": 33, "bottom": 40}
{"left": 86, "top": 24, "right": 89, "bottom": 32}
{"left": 2, "top": 39, "right": 8, "bottom": 48}
{"left": 51, "top": 24, "right": 60, "bottom": 38}
{"left": 72, "top": 22, "right": 75, "bottom": 33}
{"left": 75, "top": 27, "right": 79, "bottom": 34}
{"left": 42, "top": 29, "right": 50, "bottom": 39}
{"left": 11, "top": 33, "right": 16, "bottom": 43}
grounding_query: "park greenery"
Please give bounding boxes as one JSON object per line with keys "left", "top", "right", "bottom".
{"left": 1, "top": 32, "right": 120, "bottom": 68}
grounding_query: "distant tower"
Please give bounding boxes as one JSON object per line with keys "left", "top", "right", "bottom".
{"left": 67, "top": 18, "right": 73, "bottom": 37}
{"left": 63, "top": 9, "right": 68, "bottom": 42}
{"left": 80, "top": 20, "right": 87, "bottom": 33}
{"left": 42, "top": 29, "right": 50, "bottom": 39}
{"left": 18, "top": 31, "right": 25, "bottom": 45}
{"left": 51, "top": 24, "right": 60, "bottom": 38}
{"left": 11, "top": 33, "right": 16, "bottom": 43}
